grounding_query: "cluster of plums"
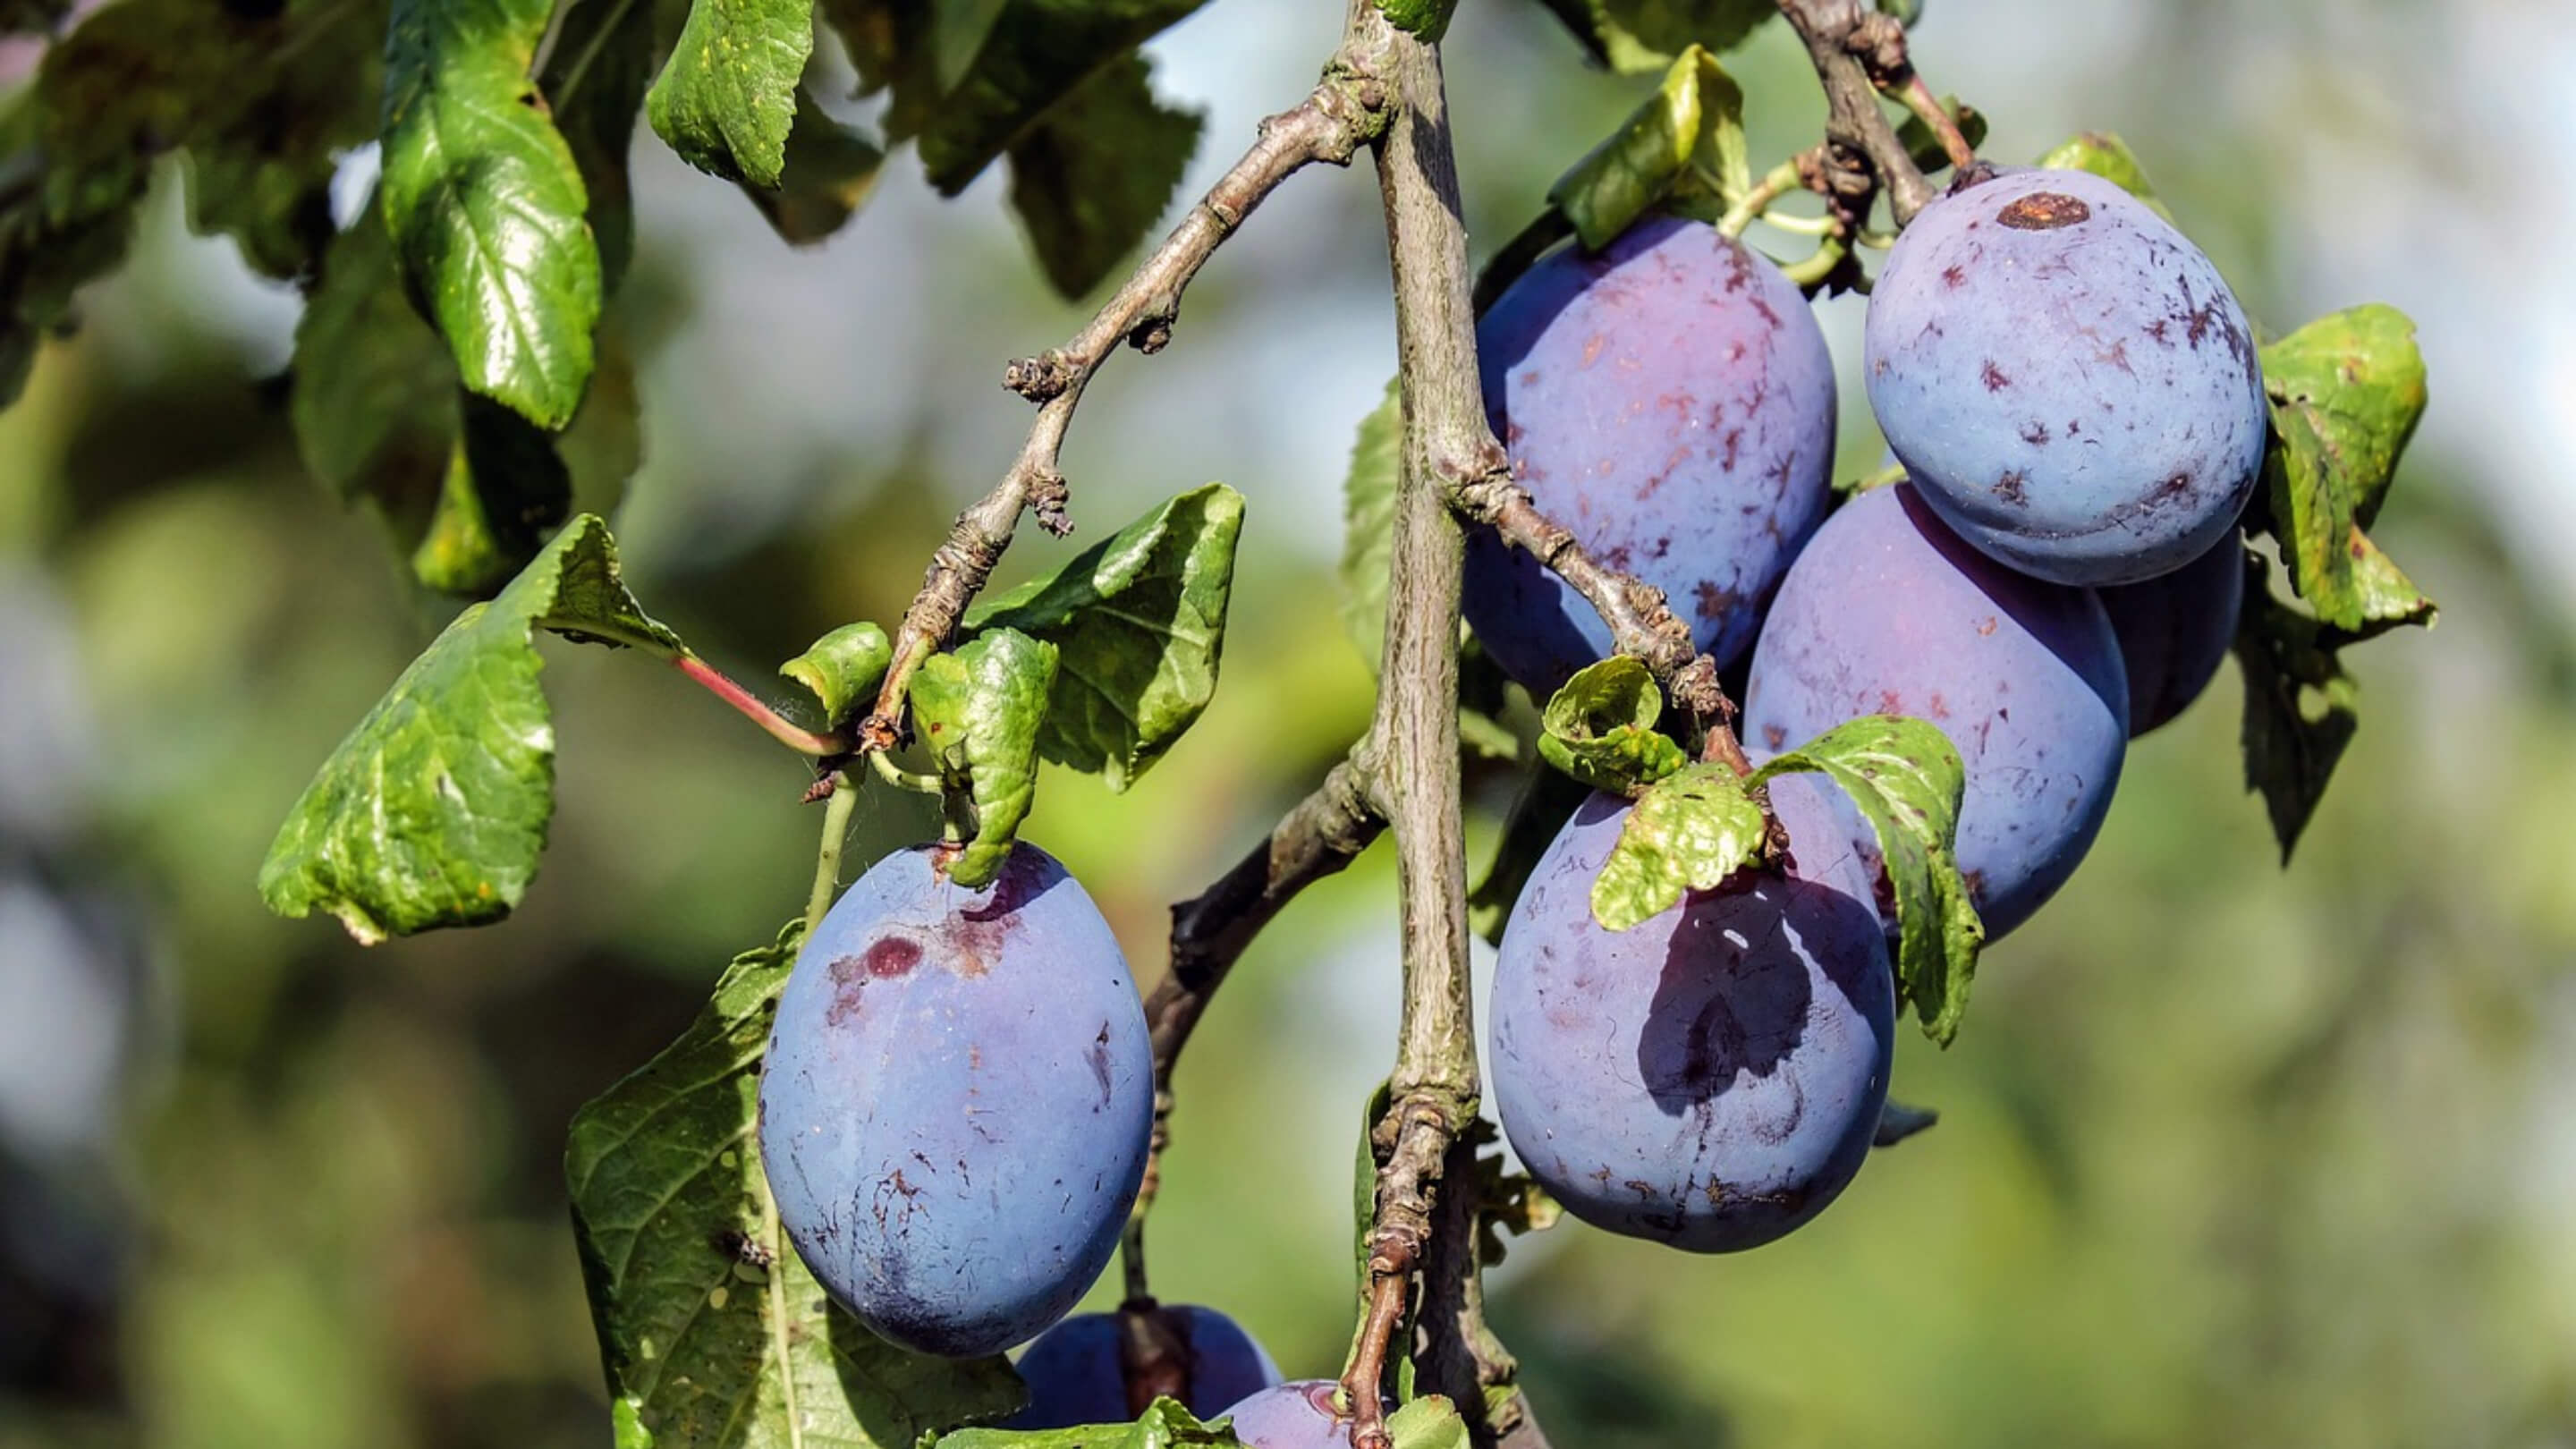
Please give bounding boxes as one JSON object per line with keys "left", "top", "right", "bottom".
{"left": 1478, "top": 166, "right": 2261, "bottom": 1253}
{"left": 752, "top": 165, "right": 2263, "bottom": 1437}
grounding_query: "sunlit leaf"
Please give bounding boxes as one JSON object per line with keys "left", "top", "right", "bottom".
{"left": 648, "top": 0, "right": 816, "bottom": 187}
{"left": 1537, "top": 657, "right": 1686, "bottom": 795}
{"left": 911, "top": 629, "right": 1058, "bottom": 889}
{"left": 1589, "top": 762, "right": 1765, "bottom": 931}
{"left": 1754, "top": 714, "right": 1982, "bottom": 1043}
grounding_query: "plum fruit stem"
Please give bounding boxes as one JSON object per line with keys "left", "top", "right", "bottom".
{"left": 803, "top": 772, "right": 857, "bottom": 928}
{"left": 841, "top": 46, "right": 1396, "bottom": 770}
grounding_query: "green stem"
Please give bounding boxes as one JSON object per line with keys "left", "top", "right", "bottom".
{"left": 866, "top": 749, "right": 945, "bottom": 795}
{"left": 1716, "top": 158, "right": 1803, "bottom": 239}
{"left": 805, "top": 773, "right": 858, "bottom": 928}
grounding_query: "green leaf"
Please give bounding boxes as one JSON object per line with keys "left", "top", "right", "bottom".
{"left": 647, "top": 0, "right": 816, "bottom": 187}
{"left": 1539, "top": 0, "right": 1775, "bottom": 74}
{"left": 381, "top": 0, "right": 605, "bottom": 428}
{"left": 0, "top": 0, "right": 72, "bottom": 38}
{"left": 964, "top": 482, "right": 1243, "bottom": 791}
{"left": 259, "top": 515, "right": 681, "bottom": 942}
{"left": 542, "top": 0, "right": 665, "bottom": 292}
{"left": 1374, "top": 0, "right": 1456, "bottom": 38}
{"left": 1537, "top": 657, "right": 1687, "bottom": 795}
{"left": 1385, "top": 1397, "right": 1472, "bottom": 1449}
{"left": 2232, "top": 553, "right": 2359, "bottom": 862}
{"left": 1548, "top": 46, "right": 1745, "bottom": 249}
{"left": 1753, "top": 715, "right": 1983, "bottom": 1045}
{"left": 912, "top": 0, "right": 1209, "bottom": 196}
{"left": 2257, "top": 305, "right": 2436, "bottom": 637}
{"left": 1338, "top": 377, "right": 1402, "bottom": 670}
{"left": 781, "top": 622, "right": 893, "bottom": 728}
{"left": 569, "top": 921, "right": 1024, "bottom": 1449}
{"left": 2032, "top": 131, "right": 2167, "bottom": 219}
{"left": 929, "top": 1397, "right": 1240, "bottom": 1446}
{"left": 819, "top": 0, "right": 942, "bottom": 141}
{"left": 1589, "top": 762, "right": 1765, "bottom": 931}
{"left": 744, "top": 89, "right": 889, "bottom": 245}
{"left": 1004, "top": 53, "right": 1204, "bottom": 298}
{"left": 0, "top": 0, "right": 384, "bottom": 399}
{"left": 410, "top": 396, "right": 576, "bottom": 596}
{"left": 292, "top": 199, "right": 457, "bottom": 528}
{"left": 910, "top": 629, "right": 1059, "bottom": 889}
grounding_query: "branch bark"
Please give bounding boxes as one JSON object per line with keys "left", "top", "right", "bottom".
{"left": 1128, "top": 743, "right": 1385, "bottom": 1256}
{"left": 845, "top": 54, "right": 1393, "bottom": 759}
{"left": 1774, "top": 0, "right": 1938, "bottom": 225}
{"left": 1342, "top": 6, "right": 1493, "bottom": 1446}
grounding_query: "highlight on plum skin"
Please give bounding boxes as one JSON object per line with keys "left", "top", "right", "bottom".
{"left": 1465, "top": 213, "right": 1839, "bottom": 699}
{"left": 758, "top": 842, "right": 1152, "bottom": 1360}
{"left": 1864, "top": 166, "right": 2267, "bottom": 588}
{"left": 1742, "top": 482, "right": 2129, "bottom": 941}
{"left": 1004, "top": 1303, "right": 1281, "bottom": 1429}
{"left": 1217, "top": 1378, "right": 1374, "bottom": 1447}
{"left": 1487, "top": 774, "right": 1896, "bottom": 1254}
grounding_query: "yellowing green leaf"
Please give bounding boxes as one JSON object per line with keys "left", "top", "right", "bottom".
{"left": 648, "top": 0, "right": 816, "bottom": 188}
{"left": 2259, "top": 305, "right": 2435, "bottom": 637}
{"left": 911, "top": 628, "right": 1058, "bottom": 889}
{"left": 1590, "top": 762, "right": 1765, "bottom": 931}
{"left": 1754, "top": 714, "right": 1982, "bottom": 1044}
{"left": 1537, "top": 657, "right": 1686, "bottom": 794}
{"left": 1548, "top": 46, "right": 1745, "bottom": 250}
{"left": 780, "top": 622, "right": 893, "bottom": 728}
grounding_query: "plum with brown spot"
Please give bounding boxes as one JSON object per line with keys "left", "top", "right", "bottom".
{"left": 759, "top": 841, "right": 1150, "bottom": 1358}
{"left": 1487, "top": 774, "right": 1894, "bottom": 1252}
{"left": 1465, "top": 214, "right": 1837, "bottom": 697}
{"left": 1865, "top": 167, "right": 2265, "bottom": 586}
{"left": 1742, "top": 484, "right": 2128, "bottom": 940}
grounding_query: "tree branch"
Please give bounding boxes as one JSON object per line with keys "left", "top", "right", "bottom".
{"left": 847, "top": 54, "right": 1394, "bottom": 757}
{"left": 1342, "top": 5, "right": 1490, "bottom": 1446}
{"left": 1124, "top": 743, "right": 1385, "bottom": 1275}
{"left": 1775, "top": 0, "right": 1937, "bottom": 225}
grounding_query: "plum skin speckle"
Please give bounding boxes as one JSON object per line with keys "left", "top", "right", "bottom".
{"left": 1466, "top": 215, "right": 1838, "bottom": 697}
{"left": 758, "top": 842, "right": 1151, "bottom": 1359}
{"left": 1864, "top": 167, "right": 2265, "bottom": 587}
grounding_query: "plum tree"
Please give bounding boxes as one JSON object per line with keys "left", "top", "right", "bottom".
{"left": 1864, "top": 167, "right": 2267, "bottom": 587}
{"left": 1465, "top": 215, "right": 1838, "bottom": 696}
{"left": 1487, "top": 774, "right": 1895, "bottom": 1252}
{"left": 758, "top": 843, "right": 1152, "bottom": 1358}
{"left": 1220, "top": 1380, "right": 1368, "bottom": 1447}
{"left": 2099, "top": 533, "right": 2246, "bottom": 736}
{"left": 1743, "top": 483, "right": 2129, "bottom": 939}
{"left": 1004, "top": 1304, "right": 1281, "bottom": 1428}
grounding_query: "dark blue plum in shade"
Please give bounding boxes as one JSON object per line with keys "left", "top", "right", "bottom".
{"left": 1488, "top": 774, "right": 1895, "bottom": 1253}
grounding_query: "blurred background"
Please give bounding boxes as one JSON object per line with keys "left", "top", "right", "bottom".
{"left": 4, "top": 0, "right": 2574, "bottom": 1445}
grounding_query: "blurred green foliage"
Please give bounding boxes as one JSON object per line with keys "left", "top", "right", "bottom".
{"left": 2, "top": 3, "right": 2572, "bottom": 1448}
